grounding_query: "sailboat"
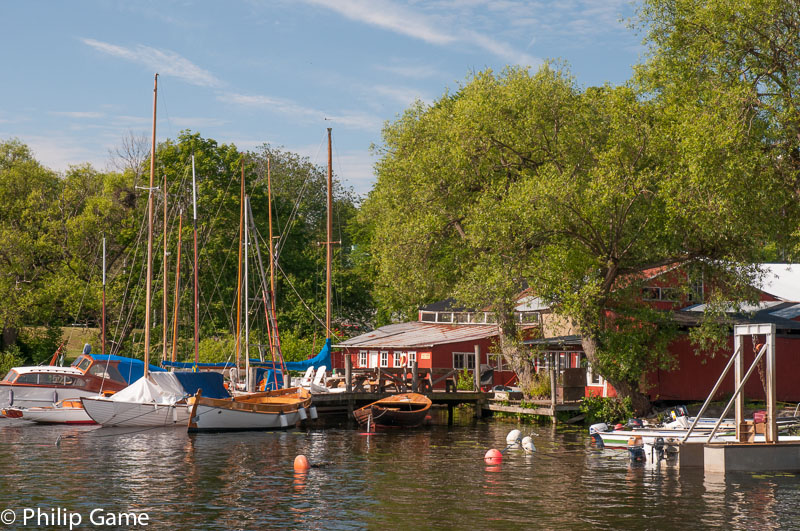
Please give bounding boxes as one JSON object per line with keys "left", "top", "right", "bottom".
{"left": 187, "top": 189, "right": 312, "bottom": 431}
{"left": 82, "top": 74, "right": 194, "bottom": 427}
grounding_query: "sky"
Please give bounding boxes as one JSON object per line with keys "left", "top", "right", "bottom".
{"left": 1, "top": 0, "right": 643, "bottom": 196}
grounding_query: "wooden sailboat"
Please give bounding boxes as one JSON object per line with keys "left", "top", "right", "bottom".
{"left": 187, "top": 170, "right": 312, "bottom": 431}
{"left": 82, "top": 74, "right": 192, "bottom": 427}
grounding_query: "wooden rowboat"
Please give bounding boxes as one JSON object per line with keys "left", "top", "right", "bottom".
{"left": 353, "top": 393, "right": 431, "bottom": 428}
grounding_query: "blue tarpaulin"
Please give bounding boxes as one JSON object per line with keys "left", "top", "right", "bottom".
{"left": 254, "top": 369, "right": 284, "bottom": 391}
{"left": 74, "top": 354, "right": 166, "bottom": 384}
{"left": 159, "top": 338, "right": 332, "bottom": 374}
{"left": 173, "top": 371, "right": 230, "bottom": 399}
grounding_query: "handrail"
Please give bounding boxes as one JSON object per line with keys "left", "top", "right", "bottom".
{"left": 681, "top": 346, "right": 741, "bottom": 442}
{"left": 705, "top": 342, "right": 768, "bottom": 443}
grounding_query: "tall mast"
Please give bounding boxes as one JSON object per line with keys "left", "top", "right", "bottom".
{"left": 244, "top": 195, "right": 250, "bottom": 391}
{"left": 235, "top": 157, "right": 244, "bottom": 379}
{"left": 171, "top": 211, "right": 183, "bottom": 362}
{"left": 192, "top": 154, "right": 200, "bottom": 369}
{"left": 162, "top": 171, "right": 168, "bottom": 364}
{"left": 143, "top": 72, "right": 158, "bottom": 378}
{"left": 326, "top": 128, "right": 333, "bottom": 340}
{"left": 101, "top": 235, "right": 106, "bottom": 355}
{"left": 267, "top": 157, "right": 276, "bottom": 332}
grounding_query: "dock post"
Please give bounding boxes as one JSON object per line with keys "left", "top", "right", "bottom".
{"left": 474, "top": 344, "right": 481, "bottom": 391}
{"left": 448, "top": 403, "right": 454, "bottom": 425}
{"left": 550, "top": 353, "right": 557, "bottom": 424}
{"left": 475, "top": 397, "right": 484, "bottom": 419}
{"left": 345, "top": 353, "right": 352, "bottom": 393}
{"left": 412, "top": 360, "right": 418, "bottom": 393}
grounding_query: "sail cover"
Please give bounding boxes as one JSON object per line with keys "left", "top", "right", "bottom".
{"left": 108, "top": 372, "right": 187, "bottom": 404}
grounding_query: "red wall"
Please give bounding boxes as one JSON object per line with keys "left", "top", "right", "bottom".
{"left": 647, "top": 334, "right": 800, "bottom": 402}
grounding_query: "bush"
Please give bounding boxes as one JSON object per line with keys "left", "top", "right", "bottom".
{"left": 17, "top": 326, "right": 62, "bottom": 365}
{"left": 580, "top": 394, "right": 634, "bottom": 425}
{"left": 456, "top": 368, "right": 474, "bottom": 390}
{"left": 0, "top": 346, "right": 25, "bottom": 377}
{"left": 522, "top": 371, "right": 551, "bottom": 399}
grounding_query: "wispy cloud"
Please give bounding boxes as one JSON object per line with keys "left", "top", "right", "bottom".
{"left": 224, "top": 92, "right": 382, "bottom": 131}
{"left": 81, "top": 38, "right": 223, "bottom": 88}
{"left": 304, "top": 0, "right": 457, "bottom": 45}
{"left": 375, "top": 63, "right": 440, "bottom": 79}
{"left": 372, "top": 85, "right": 428, "bottom": 107}
{"left": 50, "top": 111, "right": 105, "bottom": 119}
{"left": 304, "top": 0, "right": 540, "bottom": 66}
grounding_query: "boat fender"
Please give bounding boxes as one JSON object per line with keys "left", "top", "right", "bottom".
{"left": 521, "top": 436, "right": 536, "bottom": 453}
{"left": 53, "top": 390, "right": 58, "bottom": 404}
{"left": 484, "top": 448, "right": 503, "bottom": 465}
{"left": 506, "top": 429, "right": 522, "bottom": 446}
{"left": 298, "top": 407, "right": 307, "bottom": 420}
{"left": 627, "top": 436, "right": 645, "bottom": 462}
{"left": 309, "top": 406, "right": 318, "bottom": 420}
{"left": 280, "top": 413, "right": 288, "bottom": 428}
{"left": 293, "top": 455, "right": 310, "bottom": 472}
{"left": 8, "top": 389, "right": 13, "bottom": 407}
{"left": 589, "top": 423, "right": 609, "bottom": 435}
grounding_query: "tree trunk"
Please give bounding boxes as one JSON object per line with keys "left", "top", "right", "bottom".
{"left": 581, "top": 334, "right": 652, "bottom": 416}
{"left": 2, "top": 323, "right": 18, "bottom": 351}
{"left": 495, "top": 307, "right": 538, "bottom": 397}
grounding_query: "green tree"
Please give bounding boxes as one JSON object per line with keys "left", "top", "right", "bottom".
{"left": 365, "top": 66, "right": 778, "bottom": 413}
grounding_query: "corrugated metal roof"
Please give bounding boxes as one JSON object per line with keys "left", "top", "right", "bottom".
{"left": 335, "top": 322, "right": 500, "bottom": 349}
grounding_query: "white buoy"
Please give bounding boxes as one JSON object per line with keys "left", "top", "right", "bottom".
{"left": 521, "top": 436, "right": 536, "bottom": 453}
{"left": 506, "top": 429, "right": 522, "bottom": 446}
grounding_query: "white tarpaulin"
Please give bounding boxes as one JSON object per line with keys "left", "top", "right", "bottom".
{"left": 108, "top": 372, "right": 187, "bottom": 404}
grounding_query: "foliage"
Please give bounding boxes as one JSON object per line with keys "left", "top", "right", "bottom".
{"left": 16, "top": 326, "right": 63, "bottom": 365}
{"left": 521, "top": 371, "right": 551, "bottom": 399}
{"left": 0, "top": 345, "right": 25, "bottom": 377}
{"left": 580, "top": 395, "right": 634, "bottom": 425}
{"left": 456, "top": 368, "right": 473, "bottom": 390}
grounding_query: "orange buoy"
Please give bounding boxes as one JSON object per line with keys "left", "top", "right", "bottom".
{"left": 293, "top": 454, "right": 310, "bottom": 472}
{"left": 484, "top": 448, "right": 503, "bottom": 465}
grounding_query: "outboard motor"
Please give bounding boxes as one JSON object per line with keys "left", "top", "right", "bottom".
{"left": 653, "top": 437, "right": 666, "bottom": 462}
{"left": 627, "top": 436, "right": 645, "bottom": 462}
{"left": 589, "top": 423, "right": 608, "bottom": 449}
{"left": 670, "top": 405, "right": 689, "bottom": 420}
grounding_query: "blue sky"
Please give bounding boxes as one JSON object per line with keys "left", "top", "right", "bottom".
{"left": 1, "top": 1, "right": 642, "bottom": 196}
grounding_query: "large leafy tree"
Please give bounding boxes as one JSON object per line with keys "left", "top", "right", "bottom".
{"left": 637, "top": 0, "right": 800, "bottom": 257}
{"left": 365, "top": 66, "right": 780, "bottom": 412}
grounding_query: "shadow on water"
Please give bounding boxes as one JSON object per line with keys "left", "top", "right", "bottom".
{"left": 1, "top": 411, "right": 798, "bottom": 529}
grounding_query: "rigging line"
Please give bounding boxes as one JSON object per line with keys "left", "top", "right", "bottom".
{"left": 275, "top": 260, "right": 331, "bottom": 335}
{"left": 109, "top": 194, "right": 150, "bottom": 356}
{"left": 157, "top": 81, "right": 174, "bottom": 144}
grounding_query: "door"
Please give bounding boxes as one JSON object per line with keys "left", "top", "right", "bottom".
{"left": 369, "top": 351, "right": 379, "bottom": 368}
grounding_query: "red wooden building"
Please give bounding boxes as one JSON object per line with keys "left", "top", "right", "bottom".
{"left": 333, "top": 298, "right": 541, "bottom": 389}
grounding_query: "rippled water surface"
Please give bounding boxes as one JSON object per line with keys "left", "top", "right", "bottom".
{"left": 1, "top": 408, "right": 798, "bottom": 530}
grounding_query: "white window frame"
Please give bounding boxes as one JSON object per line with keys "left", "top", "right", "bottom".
{"left": 488, "top": 353, "right": 503, "bottom": 371}
{"left": 453, "top": 352, "right": 475, "bottom": 370}
{"left": 393, "top": 351, "right": 403, "bottom": 368}
{"left": 380, "top": 351, "right": 389, "bottom": 368}
{"left": 408, "top": 351, "right": 417, "bottom": 365}
{"left": 358, "top": 350, "right": 368, "bottom": 368}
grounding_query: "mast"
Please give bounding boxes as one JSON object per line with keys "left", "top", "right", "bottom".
{"left": 267, "top": 157, "right": 276, "bottom": 321}
{"left": 162, "top": 171, "right": 168, "bottom": 364}
{"left": 235, "top": 157, "right": 244, "bottom": 381}
{"left": 192, "top": 154, "right": 199, "bottom": 369}
{"left": 326, "top": 128, "right": 332, "bottom": 340}
{"left": 101, "top": 235, "right": 106, "bottom": 355}
{"left": 143, "top": 73, "right": 158, "bottom": 378}
{"left": 171, "top": 210, "right": 183, "bottom": 362}
{"left": 244, "top": 195, "right": 251, "bottom": 391}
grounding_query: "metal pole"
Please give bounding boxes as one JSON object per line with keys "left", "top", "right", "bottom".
{"left": 326, "top": 128, "right": 332, "bottom": 338}
{"left": 192, "top": 155, "right": 199, "bottom": 369}
{"left": 101, "top": 236, "right": 106, "bottom": 355}
{"left": 681, "top": 346, "right": 741, "bottom": 442}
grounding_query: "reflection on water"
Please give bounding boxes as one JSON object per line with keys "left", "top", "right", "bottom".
{"left": 1, "top": 408, "right": 797, "bottom": 530}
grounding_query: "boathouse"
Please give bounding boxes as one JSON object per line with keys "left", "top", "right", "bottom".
{"left": 333, "top": 297, "right": 543, "bottom": 390}
{"left": 525, "top": 263, "right": 800, "bottom": 402}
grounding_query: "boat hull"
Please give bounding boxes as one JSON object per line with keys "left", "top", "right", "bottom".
{"left": 16, "top": 406, "right": 95, "bottom": 424}
{"left": 353, "top": 393, "right": 431, "bottom": 428}
{"left": 1, "top": 385, "right": 96, "bottom": 410}
{"left": 188, "top": 388, "right": 312, "bottom": 432}
{"left": 81, "top": 397, "right": 191, "bottom": 427}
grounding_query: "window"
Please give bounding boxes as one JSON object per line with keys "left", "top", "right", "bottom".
{"left": 1, "top": 370, "right": 17, "bottom": 383}
{"left": 407, "top": 351, "right": 417, "bottom": 365}
{"left": 38, "top": 374, "right": 64, "bottom": 385}
{"left": 393, "top": 351, "right": 403, "bottom": 368}
{"left": 454, "top": 313, "right": 470, "bottom": 323}
{"left": 488, "top": 353, "right": 503, "bottom": 371}
{"left": 358, "top": 351, "right": 368, "bottom": 368}
{"left": 63, "top": 376, "right": 86, "bottom": 388}
{"left": 689, "top": 275, "right": 704, "bottom": 303}
{"left": 439, "top": 312, "right": 453, "bottom": 323}
{"left": 73, "top": 356, "right": 92, "bottom": 373}
{"left": 15, "top": 374, "right": 39, "bottom": 384}
{"left": 453, "top": 352, "right": 476, "bottom": 370}
{"left": 642, "top": 286, "right": 678, "bottom": 302}
{"left": 380, "top": 351, "right": 389, "bottom": 368}
{"left": 420, "top": 312, "right": 436, "bottom": 322}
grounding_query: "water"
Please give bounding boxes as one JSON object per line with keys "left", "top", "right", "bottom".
{"left": 1, "top": 409, "right": 798, "bottom": 530}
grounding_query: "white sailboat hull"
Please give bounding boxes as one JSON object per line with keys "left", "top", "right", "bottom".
{"left": 190, "top": 403, "right": 305, "bottom": 431}
{"left": 81, "top": 397, "right": 191, "bottom": 427}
